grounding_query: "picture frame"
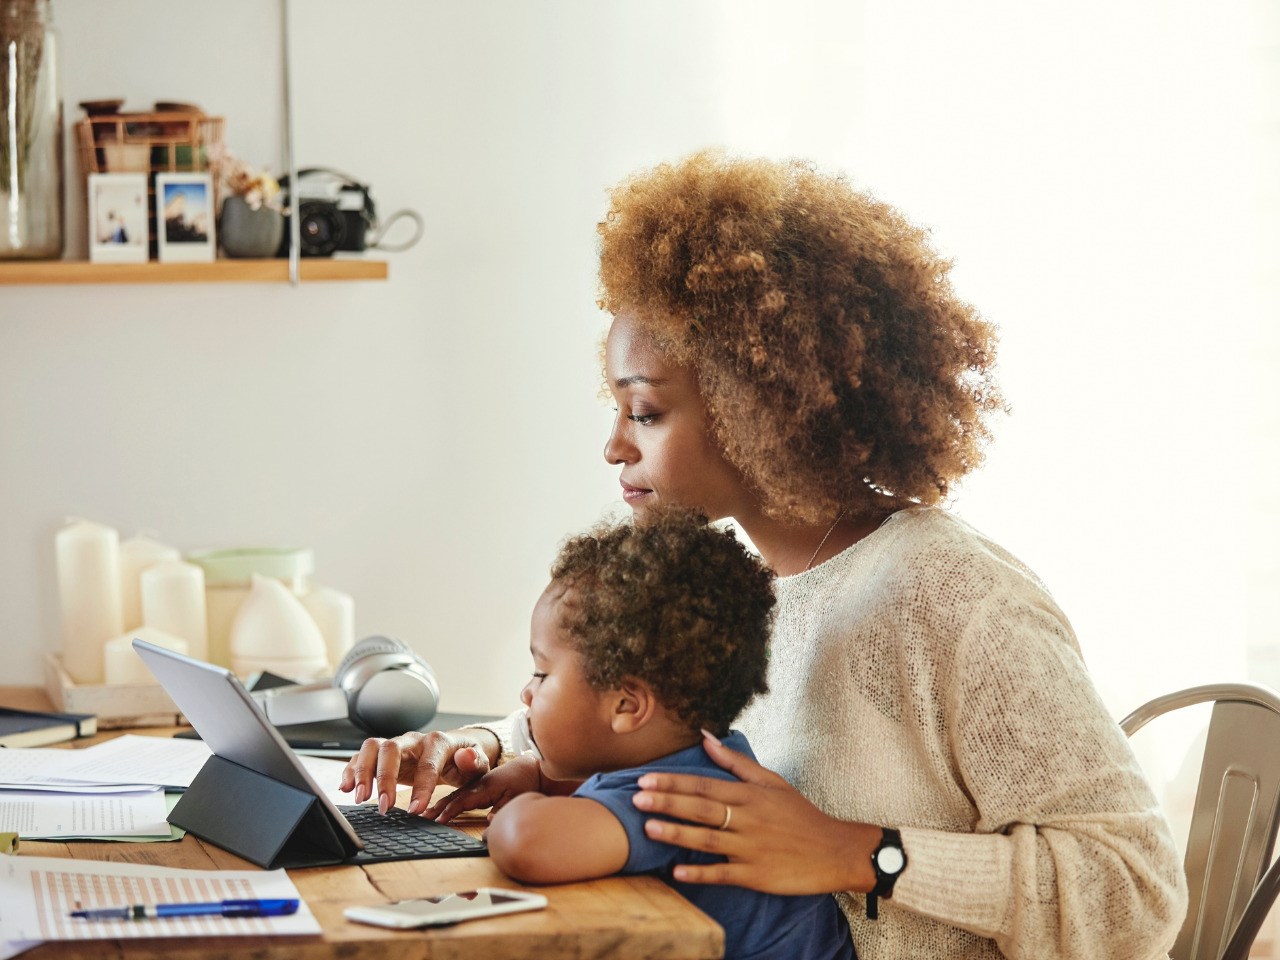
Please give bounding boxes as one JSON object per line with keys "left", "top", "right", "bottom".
{"left": 155, "top": 172, "right": 216, "bottom": 263}
{"left": 87, "top": 172, "right": 149, "bottom": 264}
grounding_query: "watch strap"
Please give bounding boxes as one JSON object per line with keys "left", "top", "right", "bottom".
{"left": 867, "top": 827, "right": 906, "bottom": 920}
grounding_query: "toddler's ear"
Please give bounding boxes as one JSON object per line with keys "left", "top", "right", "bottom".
{"left": 609, "top": 677, "right": 657, "bottom": 733}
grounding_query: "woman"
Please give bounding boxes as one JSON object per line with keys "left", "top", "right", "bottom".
{"left": 341, "top": 151, "right": 1186, "bottom": 959}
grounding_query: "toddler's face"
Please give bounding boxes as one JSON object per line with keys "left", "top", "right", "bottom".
{"left": 519, "top": 584, "right": 617, "bottom": 781}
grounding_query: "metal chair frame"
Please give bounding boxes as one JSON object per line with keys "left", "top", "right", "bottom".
{"left": 1121, "top": 682, "right": 1280, "bottom": 960}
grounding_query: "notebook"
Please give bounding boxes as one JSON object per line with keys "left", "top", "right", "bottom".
{"left": 132, "top": 638, "right": 487, "bottom": 869}
{"left": 0, "top": 706, "right": 96, "bottom": 748}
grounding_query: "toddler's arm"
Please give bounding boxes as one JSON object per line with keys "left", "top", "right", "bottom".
{"left": 487, "top": 793, "right": 628, "bottom": 884}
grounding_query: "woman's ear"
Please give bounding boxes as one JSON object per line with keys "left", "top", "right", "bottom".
{"left": 609, "top": 676, "right": 657, "bottom": 734}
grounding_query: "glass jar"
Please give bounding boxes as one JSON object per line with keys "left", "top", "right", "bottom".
{"left": 0, "top": 0, "right": 63, "bottom": 260}
{"left": 186, "top": 547, "right": 314, "bottom": 669}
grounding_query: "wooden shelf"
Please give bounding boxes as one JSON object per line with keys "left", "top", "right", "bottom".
{"left": 0, "top": 258, "right": 388, "bottom": 285}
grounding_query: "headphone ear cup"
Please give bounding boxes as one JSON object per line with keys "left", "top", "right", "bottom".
{"left": 335, "top": 635, "right": 410, "bottom": 686}
{"left": 337, "top": 635, "right": 439, "bottom": 737}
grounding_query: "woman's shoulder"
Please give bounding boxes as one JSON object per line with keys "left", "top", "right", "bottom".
{"left": 878, "top": 506, "right": 1051, "bottom": 594}
{"left": 858, "top": 506, "right": 1074, "bottom": 640}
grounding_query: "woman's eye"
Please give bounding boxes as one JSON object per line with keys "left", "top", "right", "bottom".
{"left": 627, "top": 413, "right": 658, "bottom": 425}
{"left": 531, "top": 672, "right": 547, "bottom": 681}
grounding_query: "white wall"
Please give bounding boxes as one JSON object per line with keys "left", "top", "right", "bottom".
{"left": 0, "top": 0, "right": 865, "bottom": 712}
{"left": 2, "top": 1, "right": 1276, "bottom": 738}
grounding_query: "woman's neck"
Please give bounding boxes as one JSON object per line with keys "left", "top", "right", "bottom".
{"left": 738, "top": 508, "right": 892, "bottom": 577}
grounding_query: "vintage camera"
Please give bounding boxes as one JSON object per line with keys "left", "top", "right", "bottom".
{"left": 277, "top": 168, "right": 376, "bottom": 257}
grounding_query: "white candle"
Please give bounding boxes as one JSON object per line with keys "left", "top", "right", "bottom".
{"left": 141, "top": 560, "right": 208, "bottom": 661}
{"left": 104, "top": 626, "right": 189, "bottom": 685}
{"left": 230, "top": 574, "right": 328, "bottom": 679}
{"left": 55, "top": 518, "right": 123, "bottom": 684}
{"left": 302, "top": 586, "right": 355, "bottom": 671}
{"left": 118, "top": 533, "right": 180, "bottom": 631}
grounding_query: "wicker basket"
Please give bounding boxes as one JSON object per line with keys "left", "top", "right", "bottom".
{"left": 74, "top": 110, "right": 225, "bottom": 257}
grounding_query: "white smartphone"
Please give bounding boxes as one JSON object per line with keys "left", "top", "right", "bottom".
{"left": 343, "top": 888, "right": 548, "bottom": 929}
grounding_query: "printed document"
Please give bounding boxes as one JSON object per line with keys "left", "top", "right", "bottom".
{"left": 0, "top": 854, "right": 319, "bottom": 945}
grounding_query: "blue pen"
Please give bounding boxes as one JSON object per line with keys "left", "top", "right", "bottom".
{"left": 70, "top": 898, "right": 299, "bottom": 921}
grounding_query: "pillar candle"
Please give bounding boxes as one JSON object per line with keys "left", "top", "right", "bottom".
{"left": 118, "top": 533, "right": 180, "bottom": 631}
{"left": 55, "top": 518, "right": 123, "bottom": 684}
{"left": 103, "top": 626, "right": 188, "bottom": 685}
{"left": 141, "top": 560, "right": 208, "bottom": 661}
{"left": 302, "top": 586, "right": 355, "bottom": 672}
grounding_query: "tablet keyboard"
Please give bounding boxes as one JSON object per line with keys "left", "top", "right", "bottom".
{"left": 340, "top": 804, "right": 488, "bottom": 863}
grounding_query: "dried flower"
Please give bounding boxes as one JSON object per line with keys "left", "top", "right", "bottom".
{"left": 0, "top": 0, "right": 48, "bottom": 187}
{"left": 209, "top": 144, "right": 282, "bottom": 212}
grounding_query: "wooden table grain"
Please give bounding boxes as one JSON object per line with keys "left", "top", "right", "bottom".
{"left": 0, "top": 686, "right": 724, "bottom": 960}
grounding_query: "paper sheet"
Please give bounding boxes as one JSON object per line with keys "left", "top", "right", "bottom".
{"left": 47, "top": 735, "right": 213, "bottom": 789}
{"left": 0, "top": 854, "right": 320, "bottom": 943}
{"left": 0, "top": 789, "right": 169, "bottom": 838}
{"left": 0, "top": 736, "right": 367, "bottom": 808}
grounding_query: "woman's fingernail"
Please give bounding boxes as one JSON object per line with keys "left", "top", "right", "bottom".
{"left": 378, "top": 792, "right": 390, "bottom": 815}
{"left": 701, "top": 728, "right": 722, "bottom": 744}
{"left": 407, "top": 797, "right": 423, "bottom": 815}
{"left": 638, "top": 774, "right": 656, "bottom": 789}
{"left": 355, "top": 784, "right": 368, "bottom": 804}
{"left": 644, "top": 819, "right": 666, "bottom": 837}
{"left": 633, "top": 793, "right": 653, "bottom": 810}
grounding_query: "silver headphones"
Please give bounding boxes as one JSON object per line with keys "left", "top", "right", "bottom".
{"left": 250, "top": 635, "right": 440, "bottom": 738}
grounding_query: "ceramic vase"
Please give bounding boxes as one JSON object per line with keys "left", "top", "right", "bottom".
{"left": 218, "top": 195, "right": 284, "bottom": 258}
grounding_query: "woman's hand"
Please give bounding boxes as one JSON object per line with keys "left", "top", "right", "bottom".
{"left": 427, "top": 755, "right": 582, "bottom": 822}
{"left": 338, "top": 728, "right": 499, "bottom": 816}
{"left": 633, "top": 731, "right": 880, "bottom": 895}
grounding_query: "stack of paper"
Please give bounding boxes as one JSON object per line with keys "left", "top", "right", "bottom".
{"left": 0, "top": 735, "right": 366, "bottom": 842}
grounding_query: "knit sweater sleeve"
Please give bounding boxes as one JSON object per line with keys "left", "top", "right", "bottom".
{"left": 460, "top": 707, "right": 522, "bottom": 765}
{"left": 891, "top": 585, "right": 1187, "bottom": 959}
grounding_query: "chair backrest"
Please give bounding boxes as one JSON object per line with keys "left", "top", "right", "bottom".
{"left": 1121, "top": 682, "right": 1280, "bottom": 960}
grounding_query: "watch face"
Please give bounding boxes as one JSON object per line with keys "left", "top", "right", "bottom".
{"left": 876, "top": 845, "right": 905, "bottom": 875}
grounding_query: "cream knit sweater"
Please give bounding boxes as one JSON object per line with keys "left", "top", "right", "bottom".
{"left": 735, "top": 506, "right": 1186, "bottom": 959}
{"left": 478, "top": 507, "right": 1188, "bottom": 959}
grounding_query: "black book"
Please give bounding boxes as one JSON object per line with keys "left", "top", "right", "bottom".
{"left": 0, "top": 706, "right": 97, "bottom": 749}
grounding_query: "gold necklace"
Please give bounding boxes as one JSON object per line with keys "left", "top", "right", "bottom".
{"left": 804, "top": 510, "right": 846, "bottom": 572}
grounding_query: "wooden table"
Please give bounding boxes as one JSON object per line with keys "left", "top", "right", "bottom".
{"left": 1, "top": 687, "right": 724, "bottom": 960}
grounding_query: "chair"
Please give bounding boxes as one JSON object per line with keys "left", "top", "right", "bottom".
{"left": 1121, "top": 683, "right": 1280, "bottom": 960}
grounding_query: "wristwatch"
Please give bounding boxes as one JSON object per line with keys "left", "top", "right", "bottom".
{"left": 867, "top": 827, "right": 907, "bottom": 920}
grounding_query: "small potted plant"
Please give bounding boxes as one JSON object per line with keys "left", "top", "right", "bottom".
{"left": 211, "top": 146, "right": 284, "bottom": 258}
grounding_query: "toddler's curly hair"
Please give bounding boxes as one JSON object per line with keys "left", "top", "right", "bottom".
{"left": 597, "top": 150, "right": 1005, "bottom": 524}
{"left": 550, "top": 507, "right": 775, "bottom": 737}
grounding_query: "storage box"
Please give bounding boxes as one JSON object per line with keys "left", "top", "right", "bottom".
{"left": 43, "top": 654, "right": 184, "bottom": 729}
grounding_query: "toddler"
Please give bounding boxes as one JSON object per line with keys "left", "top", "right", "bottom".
{"left": 484, "top": 507, "right": 856, "bottom": 960}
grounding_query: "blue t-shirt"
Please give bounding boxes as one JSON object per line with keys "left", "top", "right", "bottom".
{"left": 574, "top": 731, "right": 856, "bottom": 960}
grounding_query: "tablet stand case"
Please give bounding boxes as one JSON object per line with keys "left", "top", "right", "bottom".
{"left": 170, "top": 754, "right": 356, "bottom": 869}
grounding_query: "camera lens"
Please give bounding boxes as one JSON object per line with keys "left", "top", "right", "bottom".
{"left": 297, "top": 200, "right": 345, "bottom": 256}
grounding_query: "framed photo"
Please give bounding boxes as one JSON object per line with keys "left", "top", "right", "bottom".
{"left": 155, "top": 172, "right": 216, "bottom": 262}
{"left": 87, "top": 172, "right": 148, "bottom": 263}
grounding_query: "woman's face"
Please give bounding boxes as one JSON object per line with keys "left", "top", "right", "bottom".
{"left": 603, "top": 311, "right": 748, "bottom": 522}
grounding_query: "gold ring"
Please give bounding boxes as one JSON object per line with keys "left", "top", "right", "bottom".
{"left": 717, "top": 804, "right": 732, "bottom": 831}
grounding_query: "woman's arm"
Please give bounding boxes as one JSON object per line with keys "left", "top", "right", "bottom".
{"left": 487, "top": 793, "right": 629, "bottom": 884}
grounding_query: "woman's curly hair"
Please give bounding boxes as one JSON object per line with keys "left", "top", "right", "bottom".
{"left": 597, "top": 150, "right": 1005, "bottom": 524}
{"left": 550, "top": 507, "right": 775, "bottom": 737}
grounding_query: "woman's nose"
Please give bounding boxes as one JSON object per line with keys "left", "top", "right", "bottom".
{"left": 519, "top": 681, "right": 534, "bottom": 706}
{"left": 603, "top": 414, "right": 636, "bottom": 465}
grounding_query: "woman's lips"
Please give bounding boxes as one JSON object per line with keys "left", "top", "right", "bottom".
{"left": 620, "top": 480, "right": 651, "bottom": 502}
